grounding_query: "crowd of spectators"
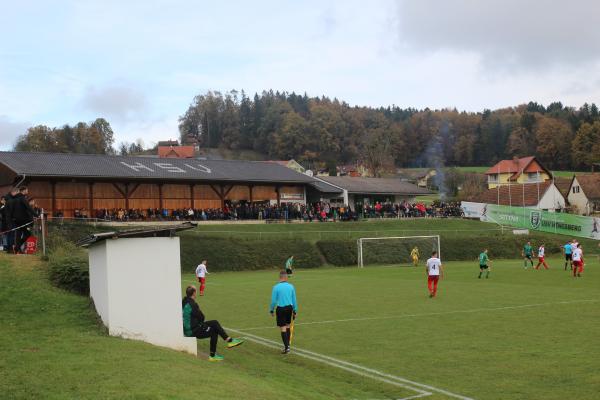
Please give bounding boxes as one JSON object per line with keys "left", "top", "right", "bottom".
{"left": 362, "top": 201, "right": 464, "bottom": 218}
{"left": 0, "top": 186, "right": 41, "bottom": 254}
{"left": 61, "top": 200, "right": 463, "bottom": 222}
{"left": 66, "top": 202, "right": 359, "bottom": 222}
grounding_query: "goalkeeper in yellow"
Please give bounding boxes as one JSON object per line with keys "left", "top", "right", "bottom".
{"left": 410, "top": 246, "right": 420, "bottom": 267}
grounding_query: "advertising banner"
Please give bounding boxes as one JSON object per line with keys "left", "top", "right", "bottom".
{"left": 461, "top": 202, "right": 600, "bottom": 240}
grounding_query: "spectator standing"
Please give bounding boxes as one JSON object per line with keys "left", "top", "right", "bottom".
{"left": 12, "top": 187, "right": 35, "bottom": 254}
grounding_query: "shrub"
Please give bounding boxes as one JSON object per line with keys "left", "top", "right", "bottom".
{"left": 180, "top": 236, "right": 322, "bottom": 272}
{"left": 316, "top": 240, "right": 357, "bottom": 266}
{"left": 48, "top": 252, "right": 89, "bottom": 295}
{"left": 316, "top": 232, "right": 587, "bottom": 266}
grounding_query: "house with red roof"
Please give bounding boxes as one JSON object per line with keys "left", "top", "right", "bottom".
{"left": 158, "top": 146, "right": 195, "bottom": 159}
{"left": 485, "top": 156, "right": 552, "bottom": 189}
{"left": 468, "top": 181, "right": 565, "bottom": 211}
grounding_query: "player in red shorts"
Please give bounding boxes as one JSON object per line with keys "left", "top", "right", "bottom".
{"left": 535, "top": 244, "right": 549, "bottom": 270}
{"left": 572, "top": 244, "right": 584, "bottom": 278}
{"left": 426, "top": 251, "right": 444, "bottom": 298}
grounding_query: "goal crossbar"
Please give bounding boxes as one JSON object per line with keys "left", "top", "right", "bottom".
{"left": 357, "top": 235, "right": 440, "bottom": 268}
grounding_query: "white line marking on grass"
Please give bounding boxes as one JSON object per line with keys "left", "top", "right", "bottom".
{"left": 230, "top": 329, "right": 432, "bottom": 399}
{"left": 238, "top": 299, "right": 599, "bottom": 331}
{"left": 228, "top": 328, "right": 475, "bottom": 400}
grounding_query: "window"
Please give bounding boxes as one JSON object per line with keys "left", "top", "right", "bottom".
{"left": 527, "top": 172, "right": 541, "bottom": 182}
{"left": 572, "top": 186, "right": 580, "bottom": 194}
{"left": 488, "top": 174, "right": 498, "bottom": 183}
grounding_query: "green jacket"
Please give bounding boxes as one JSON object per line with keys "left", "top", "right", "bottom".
{"left": 182, "top": 297, "right": 205, "bottom": 337}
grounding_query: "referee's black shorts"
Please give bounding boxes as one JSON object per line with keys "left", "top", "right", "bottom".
{"left": 276, "top": 305, "right": 294, "bottom": 327}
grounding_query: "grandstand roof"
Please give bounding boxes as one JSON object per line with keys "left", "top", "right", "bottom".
{"left": 0, "top": 152, "right": 316, "bottom": 184}
{"left": 469, "top": 181, "right": 554, "bottom": 206}
{"left": 309, "top": 179, "right": 344, "bottom": 194}
{"left": 318, "top": 176, "right": 431, "bottom": 195}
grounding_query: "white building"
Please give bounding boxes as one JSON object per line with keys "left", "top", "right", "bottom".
{"left": 83, "top": 225, "right": 197, "bottom": 356}
{"left": 469, "top": 181, "right": 565, "bottom": 212}
{"left": 567, "top": 175, "right": 600, "bottom": 215}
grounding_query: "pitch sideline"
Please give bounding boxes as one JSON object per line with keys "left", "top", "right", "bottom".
{"left": 227, "top": 328, "right": 474, "bottom": 400}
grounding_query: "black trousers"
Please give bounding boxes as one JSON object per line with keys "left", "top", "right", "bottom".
{"left": 192, "top": 320, "right": 228, "bottom": 355}
{"left": 14, "top": 223, "right": 31, "bottom": 253}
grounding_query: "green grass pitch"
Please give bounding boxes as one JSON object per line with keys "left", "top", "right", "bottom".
{"left": 2, "top": 247, "right": 599, "bottom": 399}
{"left": 182, "top": 257, "right": 600, "bottom": 400}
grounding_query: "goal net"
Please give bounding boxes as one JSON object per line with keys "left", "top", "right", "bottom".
{"left": 357, "top": 235, "right": 440, "bottom": 268}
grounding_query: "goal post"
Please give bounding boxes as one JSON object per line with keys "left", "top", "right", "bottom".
{"left": 357, "top": 235, "right": 441, "bottom": 268}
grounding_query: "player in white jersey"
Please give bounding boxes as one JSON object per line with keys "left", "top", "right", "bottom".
{"left": 535, "top": 244, "right": 549, "bottom": 270}
{"left": 425, "top": 251, "right": 444, "bottom": 298}
{"left": 195, "top": 260, "right": 208, "bottom": 296}
{"left": 572, "top": 244, "right": 584, "bottom": 278}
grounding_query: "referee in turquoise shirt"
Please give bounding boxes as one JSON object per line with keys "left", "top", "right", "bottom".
{"left": 270, "top": 270, "right": 298, "bottom": 354}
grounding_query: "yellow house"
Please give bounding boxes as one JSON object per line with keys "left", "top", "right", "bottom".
{"left": 485, "top": 156, "right": 552, "bottom": 189}
{"left": 269, "top": 159, "right": 306, "bottom": 174}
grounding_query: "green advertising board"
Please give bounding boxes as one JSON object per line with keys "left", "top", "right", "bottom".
{"left": 482, "top": 204, "right": 600, "bottom": 240}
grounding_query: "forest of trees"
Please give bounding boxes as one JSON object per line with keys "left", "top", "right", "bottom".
{"left": 179, "top": 90, "right": 600, "bottom": 175}
{"left": 12, "top": 91, "right": 600, "bottom": 175}
{"left": 15, "top": 118, "right": 115, "bottom": 155}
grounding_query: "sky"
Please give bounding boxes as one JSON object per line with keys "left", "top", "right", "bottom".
{"left": 1, "top": 0, "right": 600, "bottom": 150}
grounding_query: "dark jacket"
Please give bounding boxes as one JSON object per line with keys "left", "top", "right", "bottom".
{"left": 4, "top": 194, "right": 16, "bottom": 228}
{"left": 11, "top": 193, "right": 34, "bottom": 224}
{"left": 182, "top": 296, "right": 205, "bottom": 336}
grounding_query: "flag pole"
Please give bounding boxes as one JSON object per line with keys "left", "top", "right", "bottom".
{"left": 497, "top": 162, "right": 500, "bottom": 206}
{"left": 537, "top": 170, "right": 540, "bottom": 209}
{"left": 508, "top": 163, "right": 512, "bottom": 207}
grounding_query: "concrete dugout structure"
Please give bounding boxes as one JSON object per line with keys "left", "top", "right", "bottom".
{"left": 78, "top": 223, "right": 197, "bottom": 355}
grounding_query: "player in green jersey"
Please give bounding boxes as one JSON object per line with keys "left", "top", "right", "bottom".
{"left": 522, "top": 241, "right": 535, "bottom": 269}
{"left": 478, "top": 249, "right": 491, "bottom": 279}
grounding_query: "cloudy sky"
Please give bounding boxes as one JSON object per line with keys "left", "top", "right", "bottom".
{"left": 1, "top": 0, "right": 599, "bottom": 150}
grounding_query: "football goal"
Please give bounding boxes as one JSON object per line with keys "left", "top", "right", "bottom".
{"left": 357, "top": 235, "right": 440, "bottom": 268}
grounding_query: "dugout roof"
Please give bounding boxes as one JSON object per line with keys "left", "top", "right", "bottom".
{"left": 76, "top": 222, "right": 197, "bottom": 247}
{"left": 0, "top": 151, "right": 316, "bottom": 185}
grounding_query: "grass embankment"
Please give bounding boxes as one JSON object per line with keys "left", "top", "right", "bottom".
{"left": 180, "top": 219, "right": 599, "bottom": 271}
{"left": 0, "top": 255, "right": 419, "bottom": 400}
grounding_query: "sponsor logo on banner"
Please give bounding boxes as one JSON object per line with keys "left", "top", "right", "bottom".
{"left": 530, "top": 211, "right": 541, "bottom": 229}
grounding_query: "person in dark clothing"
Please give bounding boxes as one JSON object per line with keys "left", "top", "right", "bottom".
{"left": 182, "top": 286, "right": 243, "bottom": 361}
{"left": 0, "top": 196, "right": 8, "bottom": 250}
{"left": 12, "top": 187, "right": 35, "bottom": 254}
{"left": 4, "top": 188, "right": 19, "bottom": 253}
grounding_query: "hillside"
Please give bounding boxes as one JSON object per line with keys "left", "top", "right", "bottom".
{"left": 0, "top": 255, "right": 406, "bottom": 399}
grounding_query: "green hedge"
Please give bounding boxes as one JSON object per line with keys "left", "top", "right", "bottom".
{"left": 316, "top": 241, "right": 357, "bottom": 266}
{"left": 317, "top": 232, "right": 584, "bottom": 266}
{"left": 47, "top": 239, "right": 90, "bottom": 295}
{"left": 180, "top": 236, "right": 323, "bottom": 272}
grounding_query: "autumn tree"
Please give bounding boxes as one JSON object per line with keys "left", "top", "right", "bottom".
{"left": 534, "top": 116, "right": 574, "bottom": 169}
{"left": 571, "top": 121, "right": 600, "bottom": 170}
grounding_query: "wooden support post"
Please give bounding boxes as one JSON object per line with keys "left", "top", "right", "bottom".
{"left": 51, "top": 181, "right": 56, "bottom": 218}
{"left": 190, "top": 184, "right": 195, "bottom": 209}
{"left": 276, "top": 186, "right": 281, "bottom": 206}
{"left": 112, "top": 183, "right": 128, "bottom": 210}
{"left": 158, "top": 184, "right": 164, "bottom": 210}
{"left": 124, "top": 183, "right": 130, "bottom": 210}
{"left": 219, "top": 185, "right": 225, "bottom": 209}
{"left": 88, "top": 182, "right": 94, "bottom": 217}
{"left": 248, "top": 185, "right": 253, "bottom": 203}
